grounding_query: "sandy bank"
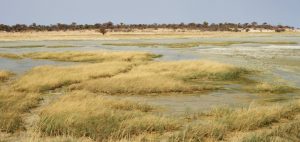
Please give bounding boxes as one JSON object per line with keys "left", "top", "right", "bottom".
{"left": 0, "top": 30, "right": 299, "bottom": 41}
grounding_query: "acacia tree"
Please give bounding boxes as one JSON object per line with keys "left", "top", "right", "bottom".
{"left": 99, "top": 27, "right": 107, "bottom": 35}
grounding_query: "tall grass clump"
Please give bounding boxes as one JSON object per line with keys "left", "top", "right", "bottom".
{"left": 132, "top": 60, "right": 249, "bottom": 81}
{"left": 252, "top": 82, "right": 297, "bottom": 94}
{"left": 170, "top": 102, "right": 300, "bottom": 141}
{"left": 0, "top": 53, "right": 23, "bottom": 59}
{"left": 37, "top": 91, "right": 180, "bottom": 141}
{"left": 14, "top": 61, "right": 135, "bottom": 92}
{"left": 208, "top": 103, "right": 300, "bottom": 131}
{"left": 0, "top": 45, "right": 45, "bottom": 48}
{"left": 46, "top": 45, "right": 79, "bottom": 48}
{"left": 0, "top": 88, "right": 41, "bottom": 132}
{"left": 22, "top": 51, "right": 160, "bottom": 63}
{"left": 240, "top": 120, "right": 300, "bottom": 142}
{"left": 0, "top": 70, "right": 15, "bottom": 82}
{"left": 72, "top": 60, "right": 249, "bottom": 95}
{"left": 71, "top": 72, "right": 212, "bottom": 94}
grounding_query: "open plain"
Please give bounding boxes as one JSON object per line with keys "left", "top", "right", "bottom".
{"left": 0, "top": 31, "right": 300, "bottom": 141}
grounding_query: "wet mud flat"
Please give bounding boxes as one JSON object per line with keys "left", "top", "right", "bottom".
{"left": 1, "top": 36, "right": 299, "bottom": 114}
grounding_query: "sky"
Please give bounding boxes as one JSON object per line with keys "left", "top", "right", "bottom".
{"left": 1, "top": 0, "right": 299, "bottom": 27}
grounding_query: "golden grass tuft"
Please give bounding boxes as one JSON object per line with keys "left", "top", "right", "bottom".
{"left": 14, "top": 61, "right": 135, "bottom": 92}
{"left": 71, "top": 73, "right": 208, "bottom": 94}
{"left": 134, "top": 60, "right": 248, "bottom": 81}
{"left": 46, "top": 45, "right": 79, "bottom": 48}
{"left": 0, "top": 53, "right": 22, "bottom": 59}
{"left": 0, "top": 45, "right": 45, "bottom": 48}
{"left": 171, "top": 102, "right": 300, "bottom": 141}
{"left": 0, "top": 88, "right": 41, "bottom": 132}
{"left": 0, "top": 70, "right": 15, "bottom": 81}
{"left": 239, "top": 120, "right": 300, "bottom": 142}
{"left": 12, "top": 59, "right": 248, "bottom": 94}
{"left": 37, "top": 91, "right": 179, "bottom": 140}
{"left": 22, "top": 51, "right": 160, "bottom": 63}
{"left": 72, "top": 60, "right": 248, "bottom": 95}
{"left": 0, "top": 45, "right": 79, "bottom": 48}
{"left": 253, "top": 82, "right": 297, "bottom": 94}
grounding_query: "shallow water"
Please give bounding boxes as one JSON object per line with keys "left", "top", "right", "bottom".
{"left": 0, "top": 58, "right": 74, "bottom": 74}
{"left": 1, "top": 36, "right": 300, "bottom": 114}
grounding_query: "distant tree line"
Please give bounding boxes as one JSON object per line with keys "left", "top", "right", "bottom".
{"left": 0, "top": 21, "right": 293, "bottom": 32}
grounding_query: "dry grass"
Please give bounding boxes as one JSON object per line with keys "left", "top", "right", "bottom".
{"left": 0, "top": 45, "right": 45, "bottom": 48}
{"left": 0, "top": 53, "right": 22, "bottom": 59}
{"left": 11, "top": 51, "right": 162, "bottom": 92}
{"left": 0, "top": 45, "right": 80, "bottom": 49}
{"left": 0, "top": 88, "right": 41, "bottom": 132}
{"left": 22, "top": 51, "right": 159, "bottom": 62}
{"left": 3, "top": 50, "right": 298, "bottom": 141}
{"left": 71, "top": 61, "right": 249, "bottom": 95}
{"left": 37, "top": 91, "right": 179, "bottom": 141}
{"left": 45, "top": 45, "right": 79, "bottom": 48}
{"left": 12, "top": 59, "right": 248, "bottom": 94}
{"left": 103, "top": 41, "right": 298, "bottom": 48}
{"left": 13, "top": 61, "right": 135, "bottom": 92}
{"left": 138, "top": 60, "right": 248, "bottom": 81}
{"left": 171, "top": 102, "right": 300, "bottom": 141}
{"left": 239, "top": 120, "right": 300, "bottom": 142}
{"left": 247, "top": 82, "right": 297, "bottom": 94}
{"left": 0, "top": 30, "right": 299, "bottom": 41}
{"left": 0, "top": 70, "right": 15, "bottom": 81}
{"left": 71, "top": 73, "right": 206, "bottom": 94}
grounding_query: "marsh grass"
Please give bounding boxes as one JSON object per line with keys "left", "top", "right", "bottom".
{"left": 0, "top": 70, "right": 15, "bottom": 82}
{"left": 37, "top": 91, "right": 180, "bottom": 141}
{"left": 0, "top": 51, "right": 161, "bottom": 63}
{"left": 248, "top": 82, "right": 297, "bottom": 94}
{"left": 103, "top": 41, "right": 298, "bottom": 48}
{"left": 22, "top": 51, "right": 159, "bottom": 62}
{"left": 240, "top": 120, "right": 300, "bottom": 142}
{"left": 14, "top": 61, "right": 136, "bottom": 92}
{"left": 0, "top": 53, "right": 22, "bottom": 59}
{"left": 72, "top": 61, "right": 249, "bottom": 95}
{"left": 0, "top": 44, "right": 81, "bottom": 49}
{"left": 12, "top": 58, "right": 249, "bottom": 94}
{"left": 2, "top": 45, "right": 300, "bottom": 141}
{"left": 171, "top": 102, "right": 300, "bottom": 141}
{"left": 34, "top": 98, "right": 300, "bottom": 141}
{"left": 0, "top": 88, "right": 41, "bottom": 132}
{"left": 0, "top": 45, "right": 45, "bottom": 48}
{"left": 46, "top": 45, "right": 79, "bottom": 48}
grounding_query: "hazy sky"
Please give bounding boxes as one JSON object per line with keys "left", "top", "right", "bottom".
{"left": 1, "top": 0, "right": 299, "bottom": 27}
